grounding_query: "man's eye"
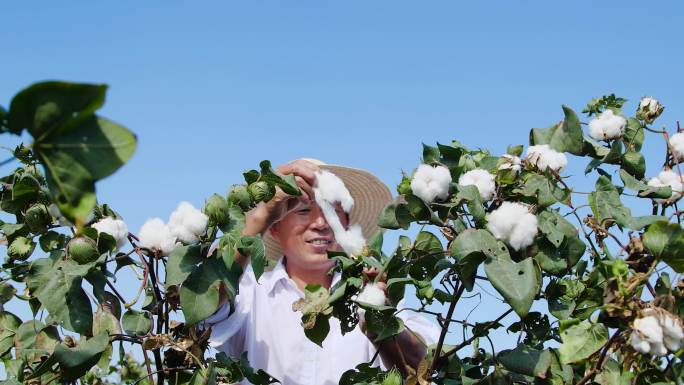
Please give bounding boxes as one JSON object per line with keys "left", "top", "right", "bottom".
{"left": 297, "top": 208, "right": 311, "bottom": 214}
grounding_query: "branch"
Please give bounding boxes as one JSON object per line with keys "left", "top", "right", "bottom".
{"left": 430, "top": 282, "right": 466, "bottom": 374}
{"left": 439, "top": 308, "right": 514, "bottom": 361}
{"left": 576, "top": 331, "right": 621, "bottom": 385}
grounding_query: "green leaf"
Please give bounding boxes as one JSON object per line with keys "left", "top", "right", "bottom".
{"left": 165, "top": 245, "right": 202, "bottom": 288}
{"left": 27, "top": 258, "right": 93, "bottom": 335}
{"left": 53, "top": 333, "right": 110, "bottom": 381}
{"left": 422, "top": 143, "right": 440, "bottom": 164}
{"left": 237, "top": 236, "right": 266, "bottom": 281}
{"left": 448, "top": 229, "right": 491, "bottom": 291}
{"left": 35, "top": 116, "right": 137, "bottom": 225}
{"left": 121, "top": 310, "right": 151, "bottom": 336}
{"left": 558, "top": 320, "right": 607, "bottom": 364}
{"left": 180, "top": 258, "right": 237, "bottom": 325}
{"left": 0, "top": 283, "right": 16, "bottom": 304}
{"left": 622, "top": 117, "right": 644, "bottom": 151}
{"left": 588, "top": 175, "right": 664, "bottom": 230}
{"left": 529, "top": 105, "right": 583, "bottom": 155}
{"left": 643, "top": 221, "right": 684, "bottom": 272}
{"left": 498, "top": 345, "right": 552, "bottom": 378}
{"left": 0, "top": 312, "right": 21, "bottom": 356}
{"left": 521, "top": 174, "right": 570, "bottom": 208}
{"left": 621, "top": 151, "right": 645, "bottom": 179}
{"left": 259, "top": 160, "right": 301, "bottom": 196}
{"left": 7, "top": 81, "right": 106, "bottom": 137}
{"left": 377, "top": 199, "right": 411, "bottom": 230}
{"left": 364, "top": 307, "right": 405, "bottom": 343}
{"left": 619, "top": 169, "right": 672, "bottom": 199}
{"left": 456, "top": 185, "right": 485, "bottom": 225}
{"left": 292, "top": 284, "right": 333, "bottom": 346}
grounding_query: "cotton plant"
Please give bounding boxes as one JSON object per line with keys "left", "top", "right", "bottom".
{"left": 636, "top": 97, "right": 664, "bottom": 124}
{"left": 498, "top": 154, "right": 522, "bottom": 174}
{"left": 647, "top": 169, "right": 683, "bottom": 204}
{"left": 138, "top": 217, "right": 178, "bottom": 255}
{"left": 313, "top": 170, "right": 367, "bottom": 256}
{"left": 355, "top": 282, "right": 387, "bottom": 321}
{"left": 631, "top": 309, "right": 684, "bottom": 356}
{"left": 91, "top": 216, "right": 129, "bottom": 249}
{"left": 486, "top": 202, "right": 538, "bottom": 251}
{"left": 168, "top": 201, "right": 209, "bottom": 243}
{"left": 458, "top": 169, "right": 496, "bottom": 201}
{"left": 525, "top": 144, "right": 567, "bottom": 172}
{"left": 588, "top": 109, "right": 627, "bottom": 141}
{"left": 669, "top": 132, "right": 684, "bottom": 160}
{"left": 410, "top": 164, "right": 452, "bottom": 203}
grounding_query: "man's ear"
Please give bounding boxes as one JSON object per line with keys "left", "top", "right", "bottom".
{"left": 268, "top": 222, "right": 280, "bottom": 240}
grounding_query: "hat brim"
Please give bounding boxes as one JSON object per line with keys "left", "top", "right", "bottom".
{"left": 262, "top": 164, "right": 392, "bottom": 261}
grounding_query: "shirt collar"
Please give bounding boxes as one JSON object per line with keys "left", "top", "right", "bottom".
{"left": 262, "top": 256, "right": 342, "bottom": 295}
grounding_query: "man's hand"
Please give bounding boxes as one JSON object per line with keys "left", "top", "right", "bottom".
{"left": 242, "top": 159, "right": 321, "bottom": 237}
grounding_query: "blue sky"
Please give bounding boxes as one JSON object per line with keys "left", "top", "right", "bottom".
{"left": 2, "top": 0, "right": 684, "bottom": 367}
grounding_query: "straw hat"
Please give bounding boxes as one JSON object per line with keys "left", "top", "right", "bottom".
{"left": 262, "top": 159, "right": 393, "bottom": 260}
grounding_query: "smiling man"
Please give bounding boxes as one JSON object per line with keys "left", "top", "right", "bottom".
{"left": 203, "top": 159, "right": 439, "bottom": 385}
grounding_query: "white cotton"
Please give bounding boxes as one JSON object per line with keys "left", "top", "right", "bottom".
{"left": 355, "top": 282, "right": 387, "bottom": 322}
{"left": 458, "top": 169, "right": 496, "bottom": 201}
{"left": 647, "top": 170, "right": 684, "bottom": 204}
{"left": 168, "top": 202, "right": 209, "bottom": 244}
{"left": 314, "top": 170, "right": 355, "bottom": 212}
{"left": 91, "top": 217, "right": 129, "bottom": 249}
{"left": 313, "top": 171, "right": 367, "bottom": 257}
{"left": 588, "top": 109, "right": 627, "bottom": 141}
{"left": 410, "top": 164, "right": 452, "bottom": 203}
{"left": 650, "top": 341, "right": 669, "bottom": 356}
{"left": 138, "top": 218, "right": 178, "bottom": 255}
{"left": 486, "top": 202, "right": 538, "bottom": 251}
{"left": 630, "top": 331, "right": 651, "bottom": 354}
{"left": 525, "top": 145, "right": 568, "bottom": 173}
{"left": 356, "top": 283, "right": 387, "bottom": 306}
{"left": 498, "top": 154, "right": 522, "bottom": 173}
{"left": 669, "top": 132, "right": 684, "bottom": 161}
{"left": 660, "top": 313, "right": 684, "bottom": 347}
{"left": 634, "top": 315, "right": 664, "bottom": 345}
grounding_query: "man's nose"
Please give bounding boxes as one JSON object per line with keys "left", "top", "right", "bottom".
{"left": 310, "top": 208, "right": 331, "bottom": 230}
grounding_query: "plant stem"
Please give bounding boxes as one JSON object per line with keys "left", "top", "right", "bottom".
{"left": 430, "top": 282, "right": 465, "bottom": 374}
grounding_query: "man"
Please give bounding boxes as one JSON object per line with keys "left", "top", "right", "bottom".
{"left": 204, "top": 159, "right": 439, "bottom": 385}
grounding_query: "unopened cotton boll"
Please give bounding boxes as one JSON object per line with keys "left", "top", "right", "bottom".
{"left": 588, "top": 109, "right": 627, "bottom": 141}
{"left": 138, "top": 218, "right": 178, "bottom": 255}
{"left": 525, "top": 145, "right": 568, "bottom": 172}
{"left": 458, "top": 169, "right": 496, "bottom": 201}
{"left": 168, "top": 202, "right": 209, "bottom": 244}
{"left": 91, "top": 217, "right": 129, "bottom": 249}
{"left": 410, "top": 164, "right": 452, "bottom": 203}
{"left": 669, "top": 132, "right": 684, "bottom": 161}
{"left": 486, "top": 202, "right": 538, "bottom": 251}
{"left": 498, "top": 154, "right": 522, "bottom": 173}
{"left": 647, "top": 170, "right": 684, "bottom": 204}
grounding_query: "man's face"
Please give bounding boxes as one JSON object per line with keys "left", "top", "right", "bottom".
{"left": 269, "top": 199, "right": 349, "bottom": 270}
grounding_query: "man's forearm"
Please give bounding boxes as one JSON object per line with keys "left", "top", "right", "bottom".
{"left": 376, "top": 328, "right": 428, "bottom": 376}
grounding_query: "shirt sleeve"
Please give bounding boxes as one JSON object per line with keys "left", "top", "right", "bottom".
{"left": 201, "top": 264, "right": 256, "bottom": 358}
{"left": 395, "top": 299, "right": 441, "bottom": 348}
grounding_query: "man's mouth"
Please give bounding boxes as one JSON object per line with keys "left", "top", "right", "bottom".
{"left": 306, "top": 238, "right": 333, "bottom": 245}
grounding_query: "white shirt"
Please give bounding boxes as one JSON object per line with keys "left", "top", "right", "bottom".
{"left": 203, "top": 257, "right": 440, "bottom": 385}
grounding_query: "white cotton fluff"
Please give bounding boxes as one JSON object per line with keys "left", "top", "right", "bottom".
{"left": 669, "top": 132, "right": 684, "bottom": 161}
{"left": 138, "top": 218, "right": 178, "bottom": 255}
{"left": 410, "top": 164, "right": 452, "bottom": 203}
{"left": 498, "top": 154, "right": 522, "bottom": 173}
{"left": 313, "top": 170, "right": 367, "bottom": 256}
{"left": 660, "top": 313, "right": 684, "bottom": 352}
{"left": 647, "top": 170, "right": 684, "bottom": 204}
{"left": 355, "top": 283, "right": 387, "bottom": 321}
{"left": 525, "top": 145, "right": 568, "bottom": 173}
{"left": 458, "top": 169, "right": 496, "bottom": 201}
{"left": 588, "top": 109, "right": 627, "bottom": 141}
{"left": 91, "top": 217, "right": 129, "bottom": 249}
{"left": 632, "top": 314, "right": 668, "bottom": 356}
{"left": 168, "top": 202, "right": 209, "bottom": 244}
{"left": 486, "top": 202, "right": 538, "bottom": 251}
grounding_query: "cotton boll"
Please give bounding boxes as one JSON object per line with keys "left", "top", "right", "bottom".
{"left": 525, "top": 145, "right": 568, "bottom": 172}
{"left": 410, "top": 164, "right": 452, "bottom": 203}
{"left": 458, "top": 169, "right": 496, "bottom": 201}
{"left": 334, "top": 224, "right": 366, "bottom": 256}
{"left": 670, "top": 132, "right": 684, "bottom": 161}
{"left": 647, "top": 170, "right": 684, "bottom": 204}
{"left": 486, "top": 202, "right": 538, "bottom": 251}
{"left": 637, "top": 97, "right": 664, "bottom": 124}
{"left": 634, "top": 315, "right": 664, "bottom": 345}
{"left": 659, "top": 312, "right": 684, "bottom": 352}
{"left": 356, "top": 283, "right": 387, "bottom": 306}
{"left": 630, "top": 331, "right": 651, "bottom": 354}
{"left": 91, "top": 217, "right": 129, "bottom": 249}
{"left": 139, "top": 218, "right": 178, "bottom": 255}
{"left": 498, "top": 154, "right": 522, "bottom": 173}
{"left": 314, "top": 170, "right": 354, "bottom": 212}
{"left": 588, "top": 110, "right": 627, "bottom": 141}
{"left": 168, "top": 202, "right": 209, "bottom": 244}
